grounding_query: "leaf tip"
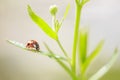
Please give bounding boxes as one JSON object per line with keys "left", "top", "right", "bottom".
{"left": 27, "top": 5, "right": 33, "bottom": 15}
{"left": 6, "top": 40, "right": 12, "bottom": 44}
{"left": 27, "top": 5, "right": 31, "bottom": 9}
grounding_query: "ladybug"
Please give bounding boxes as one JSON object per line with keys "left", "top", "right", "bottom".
{"left": 26, "top": 40, "right": 40, "bottom": 51}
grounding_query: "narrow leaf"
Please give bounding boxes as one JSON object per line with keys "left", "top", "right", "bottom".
{"left": 43, "top": 42, "right": 67, "bottom": 60}
{"left": 27, "top": 5, "right": 58, "bottom": 40}
{"left": 82, "top": 40, "right": 104, "bottom": 73}
{"left": 7, "top": 40, "right": 65, "bottom": 60}
{"left": 63, "top": 3, "right": 70, "bottom": 20}
{"left": 89, "top": 48, "right": 119, "bottom": 80}
{"left": 57, "top": 4, "right": 70, "bottom": 32}
{"left": 79, "top": 27, "right": 88, "bottom": 64}
{"left": 7, "top": 40, "right": 27, "bottom": 50}
{"left": 43, "top": 42, "right": 76, "bottom": 79}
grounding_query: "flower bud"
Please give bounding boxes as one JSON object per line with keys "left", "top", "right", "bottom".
{"left": 49, "top": 5, "right": 58, "bottom": 16}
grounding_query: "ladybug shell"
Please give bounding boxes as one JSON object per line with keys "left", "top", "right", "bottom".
{"left": 26, "top": 40, "right": 40, "bottom": 51}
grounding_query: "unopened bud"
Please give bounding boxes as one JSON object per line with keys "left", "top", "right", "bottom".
{"left": 49, "top": 5, "right": 58, "bottom": 16}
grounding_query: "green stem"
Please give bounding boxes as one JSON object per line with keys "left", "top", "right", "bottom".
{"left": 57, "top": 39, "right": 68, "bottom": 57}
{"left": 55, "top": 59, "right": 77, "bottom": 80}
{"left": 52, "top": 13, "right": 68, "bottom": 58}
{"left": 52, "top": 15, "right": 56, "bottom": 31}
{"left": 57, "top": 39, "right": 71, "bottom": 64}
{"left": 44, "top": 42, "right": 76, "bottom": 79}
{"left": 71, "top": 3, "right": 82, "bottom": 73}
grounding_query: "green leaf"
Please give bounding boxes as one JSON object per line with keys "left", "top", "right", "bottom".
{"left": 27, "top": 5, "right": 58, "bottom": 40}
{"left": 43, "top": 42, "right": 67, "bottom": 60}
{"left": 43, "top": 42, "right": 77, "bottom": 79}
{"left": 7, "top": 40, "right": 65, "bottom": 60}
{"left": 7, "top": 40, "right": 27, "bottom": 50}
{"left": 63, "top": 3, "right": 70, "bottom": 20}
{"left": 7, "top": 40, "right": 76, "bottom": 78}
{"left": 82, "top": 40, "right": 104, "bottom": 74}
{"left": 79, "top": 27, "right": 88, "bottom": 64}
{"left": 89, "top": 48, "right": 119, "bottom": 80}
{"left": 56, "top": 4, "right": 70, "bottom": 32}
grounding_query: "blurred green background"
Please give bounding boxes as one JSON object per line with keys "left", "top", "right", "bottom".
{"left": 0, "top": 0, "right": 120, "bottom": 80}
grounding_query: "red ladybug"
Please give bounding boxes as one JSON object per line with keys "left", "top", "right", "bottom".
{"left": 26, "top": 40, "right": 40, "bottom": 51}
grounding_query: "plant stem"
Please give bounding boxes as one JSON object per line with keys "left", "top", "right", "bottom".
{"left": 52, "top": 13, "right": 68, "bottom": 58}
{"left": 56, "top": 39, "right": 71, "bottom": 64}
{"left": 56, "top": 59, "right": 77, "bottom": 80}
{"left": 57, "top": 39, "right": 68, "bottom": 57}
{"left": 52, "top": 16, "right": 56, "bottom": 31}
{"left": 44, "top": 42, "right": 76, "bottom": 79}
{"left": 71, "top": 3, "right": 82, "bottom": 73}
{"left": 52, "top": 13, "right": 71, "bottom": 65}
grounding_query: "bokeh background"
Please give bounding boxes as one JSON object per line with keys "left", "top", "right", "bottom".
{"left": 0, "top": 0, "right": 120, "bottom": 80}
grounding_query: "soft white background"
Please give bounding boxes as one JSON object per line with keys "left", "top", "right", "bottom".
{"left": 0, "top": 0, "right": 120, "bottom": 80}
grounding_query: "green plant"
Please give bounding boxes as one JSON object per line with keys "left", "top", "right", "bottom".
{"left": 7, "top": 0, "right": 119, "bottom": 80}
